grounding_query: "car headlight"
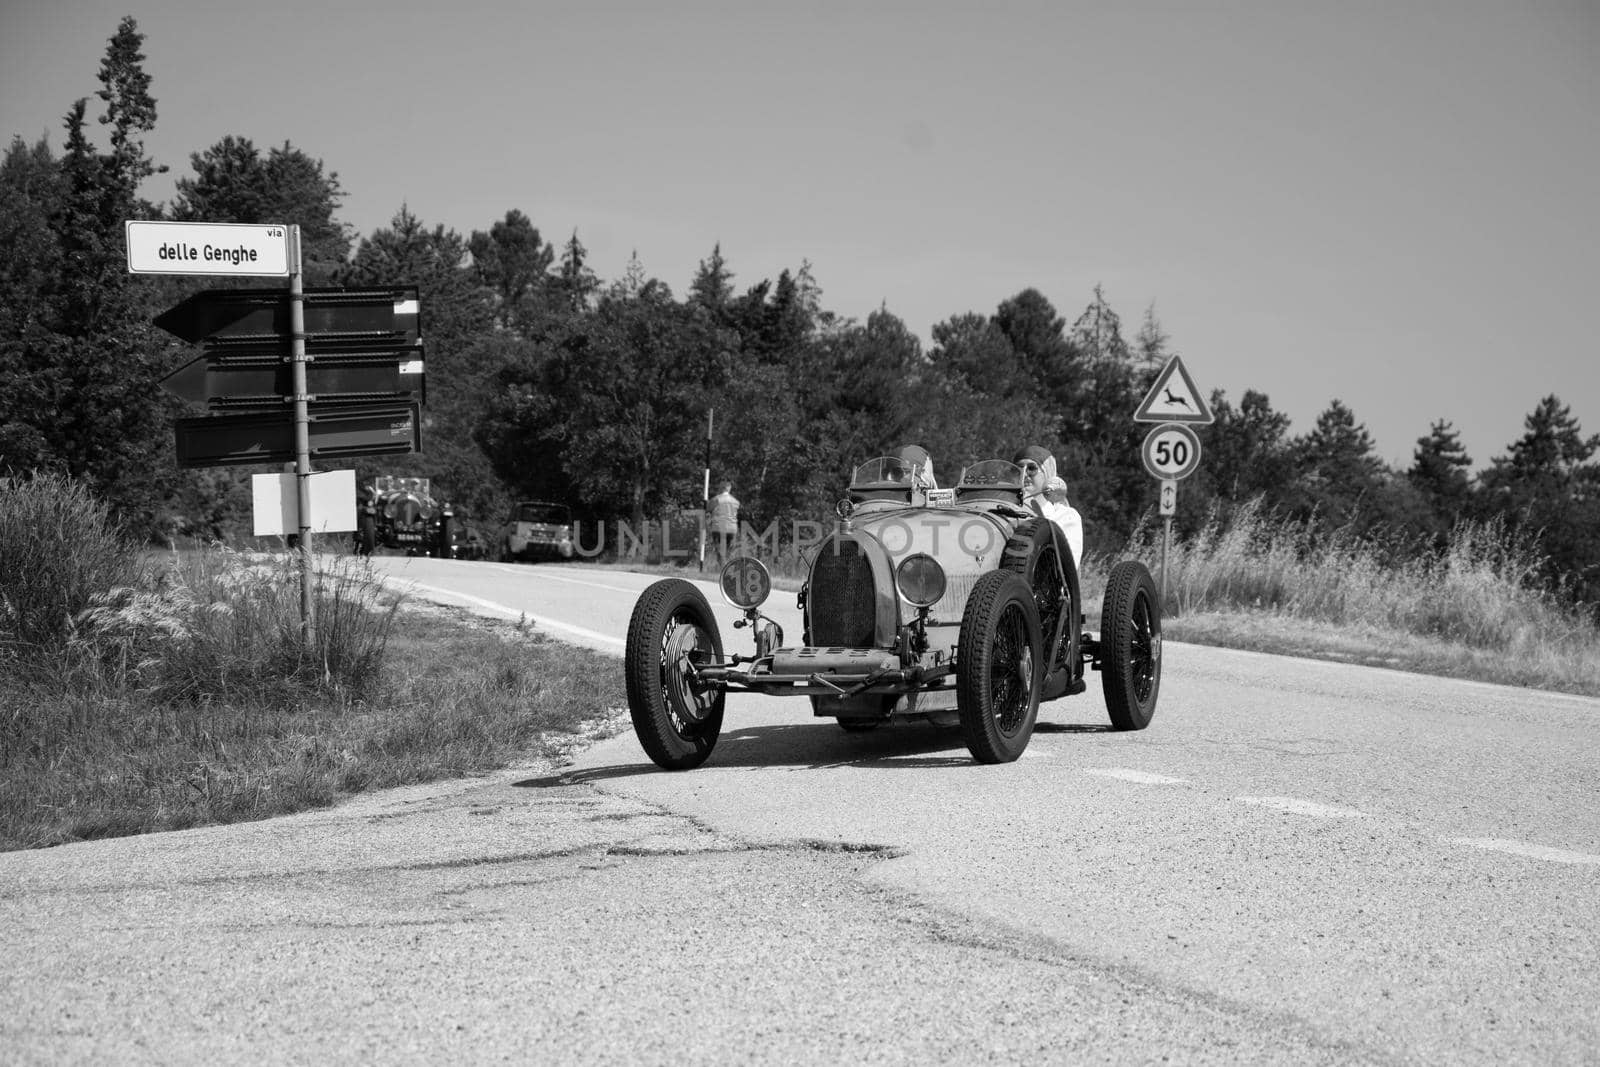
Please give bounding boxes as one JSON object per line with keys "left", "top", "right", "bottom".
{"left": 896, "top": 553, "right": 946, "bottom": 608}
{"left": 720, "top": 556, "right": 772, "bottom": 609}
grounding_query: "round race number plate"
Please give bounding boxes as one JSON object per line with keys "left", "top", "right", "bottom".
{"left": 719, "top": 556, "right": 772, "bottom": 609}
{"left": 1141, "top": 422, "right": 1202, "bottom": 481}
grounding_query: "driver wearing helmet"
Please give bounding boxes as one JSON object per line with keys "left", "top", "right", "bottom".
{"left": 1014, "top": 445, "right": 1083, "bottom": 568}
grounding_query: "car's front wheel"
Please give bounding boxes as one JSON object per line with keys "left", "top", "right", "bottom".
{"left": 956, "top": 570, "right": 1042, "bottom": 764}
{"left": 625, "top": 579, "right": 725, "bottom": 770}
{"left": 1101, "top": 561, "right": 1161, "bottom": 730}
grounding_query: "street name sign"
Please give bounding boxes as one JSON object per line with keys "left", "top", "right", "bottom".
{"left": 174, "top": 402, "right": 422, "bottom": 469}
{"left": 1141, "top": 422, "right": 1203, "bottom": 481}
{"left": 126, "top": 221, "right": 290, "bottom": 277}
{"left": 1134, "top": 354, "right": 1213, "bottom": 424}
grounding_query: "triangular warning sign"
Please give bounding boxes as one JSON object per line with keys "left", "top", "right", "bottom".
{"left": 1133, "top": 355, "right": 1213, "bottom": 424}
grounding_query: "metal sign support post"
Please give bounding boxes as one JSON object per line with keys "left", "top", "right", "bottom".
{"left": 699, "top": 407, "right": 713, "bottom": 572}
{"left": 288, "top": 225, "right": 315, "bottom": 648}
{"left": 1160, "top": 515, "right": 1172, "bottom": 607}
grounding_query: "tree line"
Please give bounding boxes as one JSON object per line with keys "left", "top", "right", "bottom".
{"left": 3, "top": 18, "right": 1597, "bottom": 608}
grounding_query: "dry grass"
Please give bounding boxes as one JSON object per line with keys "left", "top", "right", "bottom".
{"left": 0, "top": 483, "right": 628, "bottom": 852}
{"left": 1110, "top": 499, "right": 1600, "bottom": 696}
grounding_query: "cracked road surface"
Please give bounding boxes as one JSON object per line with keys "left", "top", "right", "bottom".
{"left": 3, "top": 770, "right": 1369, "bottom": 1065}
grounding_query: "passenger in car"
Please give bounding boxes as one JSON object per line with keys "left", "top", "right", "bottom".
{"left": 895, "top": 444, "right": 938, "bottom": 490}
{"left": 1014, "top": 445, "right": 1084, "bottom": 568}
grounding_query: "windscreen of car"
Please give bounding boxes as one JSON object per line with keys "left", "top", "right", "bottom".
{"left": 516, "top": 504, "right": 569, "bottom": 525}
{"left": 956, "top": 460, "right": 1025, "bottom": 489}
{"left": 849, "top": 456, "right": 916, "bottom": 489}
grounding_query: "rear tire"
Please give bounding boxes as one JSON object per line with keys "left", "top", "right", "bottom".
{"left": 1002, "top": 519, "right": 1081, "bottom": 701}
{"left": 956, "top": 571, "right": 1042, "bottom": 764}
{"left": 625, "top": 579, "right": 726, "bottom": 769}
{"left": 1101, "top": 561, "right": 1161, "bottom": 730}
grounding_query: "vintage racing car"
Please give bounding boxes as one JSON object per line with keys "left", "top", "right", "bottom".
{"left": 624, "top": 454, "right": 1161, "bottom": 768}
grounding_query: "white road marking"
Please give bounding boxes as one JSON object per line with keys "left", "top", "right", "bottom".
{"left": 1084, "top": 767, "right": 1188, "bottom": 784}
{"left": 1235, "top": 796, "right": 1370, "bottom": 819}
{"left": 474, "top": 564, "right": 649, "bottom": 595}
{"left": 382, "top": 578, "right": 626, "bottom": 649}
{"left": 1450, "top": 838, "right": 1600, "bottom": 866}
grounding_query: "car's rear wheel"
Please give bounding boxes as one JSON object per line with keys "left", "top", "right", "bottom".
{"left": 1002, "top": 518, "right": 1081, "bottom": 699}
{"left": 625, "top": 579, "right": 725, "bottom": 769}
{"left": 1101, "top": 561, "right": 1161, "bottom": 730}
{"left": 956, "top": 570, "right": 1042, "bottom": 764}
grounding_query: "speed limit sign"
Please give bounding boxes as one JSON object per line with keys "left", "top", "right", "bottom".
{"left": 1141, "top": 422, "right": 1202, "bottom": 481}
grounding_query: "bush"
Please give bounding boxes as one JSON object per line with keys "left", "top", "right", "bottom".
{"left": 0, "top": 472, "right": 144, "bottom": 662}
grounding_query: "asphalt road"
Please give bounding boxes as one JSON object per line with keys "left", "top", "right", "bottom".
{"left": 3, "top": 556, "right": 1596, "bottom": 1064}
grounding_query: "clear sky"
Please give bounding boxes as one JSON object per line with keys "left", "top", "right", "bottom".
{"left": 3, "top": 0, "right": 1595, "bottom": 471}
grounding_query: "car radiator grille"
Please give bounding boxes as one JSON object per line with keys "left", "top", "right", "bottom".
{"left": 810, "top": 541, "right": 876, "bottom": 647}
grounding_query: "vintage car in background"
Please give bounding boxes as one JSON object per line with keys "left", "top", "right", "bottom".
{"left": 624, "top": 455, "right": 1161, "bottom": 768}
{"left": 442, "top": 519, "right": 489, "bottom": 561}
{"left": 500, "top": 500, "right": 576, "bottom": 563}
{"left": 356, "top": 475, "right": 459, "bottom": 558}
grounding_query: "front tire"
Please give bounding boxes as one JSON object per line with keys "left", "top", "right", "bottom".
{"left": 625, "top": 579, "right": 725, "bottom": 769}
{"left": 956, "top": 570, "right": 1043, "bottom": 764}
{"left": 1101, "top": 561, "right": 1161, "bottom": 730}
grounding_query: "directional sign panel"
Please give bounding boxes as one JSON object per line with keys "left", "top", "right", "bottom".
{"left": 126, "top": 221, "right": 290, "bottom": 277}
{"left": 1134, "top": 355, "right": 1213, "bottom": 424}
{"left": 1141, "top": 422, "right": 1203, "bottom": 481}
{"left": 161, "top": 344, "right": 426, "bottom": 409}
{"left": 154, "top": 287, "right": 420, "bottom": 345}
{"left": 174, "top": 403, "right": 422, "bottom": 469}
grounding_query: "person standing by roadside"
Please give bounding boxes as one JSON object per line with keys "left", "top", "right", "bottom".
{"left": 708, "top": 481, "right": 741, "bottom": 566}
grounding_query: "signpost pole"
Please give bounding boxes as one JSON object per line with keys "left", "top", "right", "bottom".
{"left": 1160, "top": 515, "right": 1172, "bottom": 608}
{"left": 699, "top": 407, "right": 713, "bottom": 572}
{"left": 288, "top": 225, "right": 315, "bottom": 649}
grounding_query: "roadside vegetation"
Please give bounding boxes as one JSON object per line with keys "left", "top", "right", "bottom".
{"left": 1117, "top": 500, "right": 1600, "bottom": 694}
{"left": 0, "top": 475, "right": 626, "bottom": 852}
{"left": 4, "top": 474, "right": 1598, "bottom": 852}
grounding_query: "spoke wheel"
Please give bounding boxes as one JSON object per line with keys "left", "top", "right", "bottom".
{"left": 1101, "top": 561, "right": 1161, "bottom": 730}
{"left": 625, "top": 579, "right": 725, "bottom": 769}
{"left": 1003, "top": 518, "right": 1083, "bottom": 698}
{"left": 956, "top": 570, "right": 1042, "bottom": 764}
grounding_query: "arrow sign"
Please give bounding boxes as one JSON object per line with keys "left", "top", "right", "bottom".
{"left": 160, "top": 344, "right": 426, "bottom": 409}
{"left": 154, "top": 287, "right": 420, "bottom": 345}
{"left": 1134, "top": 355, "right": 1213, "bottom": 424}
{"left": 173, "top": 402, "right": 423, "bottom": 469}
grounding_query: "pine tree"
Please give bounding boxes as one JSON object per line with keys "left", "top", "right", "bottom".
{"left": 1133, "top": 303, "right": 1170, "bottom": 375}
{"left": 1478, "top": 396, "right": 1600, "bottom": 605}
{"left": 556, "top": 229, "right": 599, "bottom": 313}
{"left": 1288, "top": 400, "right": 1387, "bottom": 528}
{"left": 467, "top": 209, "right": 554, "bottom": 331}
{"left": 688, "top": 242, "right": 733, "bottom": 310}
{"left": 1408, "top": 419, "right": 1474, "bottom": 522}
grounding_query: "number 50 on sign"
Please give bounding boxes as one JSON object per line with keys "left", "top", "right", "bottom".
{"left": 1141, "top": 422, "right": 1202, "bottom": 481}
